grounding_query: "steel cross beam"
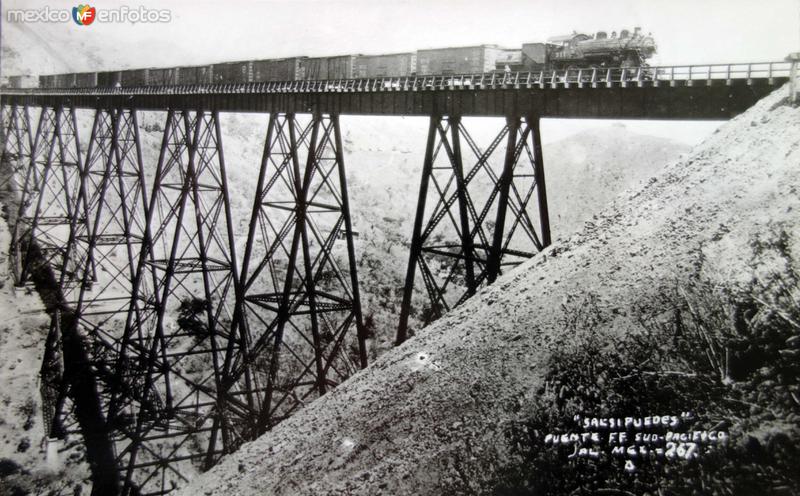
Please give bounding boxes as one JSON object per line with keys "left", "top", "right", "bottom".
{"left": 235, "top": 112, "right": 367, "bottom": 438}
{"left": 1, "top": 101, "right": 551, "bottom": 492}
{"left": 396, "top": 114, "right": 551, "bottom": 344}
{"left": 6, "top": 106, "right": 367, "bottom": 496}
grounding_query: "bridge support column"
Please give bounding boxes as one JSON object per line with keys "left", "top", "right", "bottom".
{"left": 396, "top": 114, "right": 551, "bottom": 344}
{"left": 40, "top": 106, "right": 152, "bottom": 442}
{"left": 13, "top": 105, "right": 88, "bottom": 287}
{"left": 1, "top": 103, "right": 35, "bottom": 197}
{"left": 115, "top": 108, "right": 243, "bottom": 495}
{"left": 236, "top": 112, "right": 367, "bottom": 437}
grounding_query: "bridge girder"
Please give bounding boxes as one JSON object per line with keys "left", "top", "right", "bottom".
{"left": 0, "top": 78, "right": 786, "bottom": 119}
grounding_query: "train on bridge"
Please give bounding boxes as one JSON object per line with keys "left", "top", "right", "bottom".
{"left": 6, "top": 27, "right": 656, "bottom": 89}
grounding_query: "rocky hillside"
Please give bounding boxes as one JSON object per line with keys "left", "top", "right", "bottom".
{"left": 176, "top": 86, "right": 800, "bottom": 495}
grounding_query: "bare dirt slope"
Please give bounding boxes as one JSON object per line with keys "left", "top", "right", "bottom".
{"left": 178, "top": 86, "right": 800, "bottom": 495}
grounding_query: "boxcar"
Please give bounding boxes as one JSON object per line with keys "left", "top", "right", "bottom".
{"left": 175, "top": 66, "right": 198, "bottom": 85}
{"left": 46, "top": 74, "right": 61, "bottom": 88}
{"left": 354, "top": 52, "right": 416, "bottom": 78}
{"left": 301, "top": 55, "right": 356, "bottom": 80}
{"left": 251, "top": 57, "right": 304, "bottom": 82}
{"left": 148, "top": 67, "right": 178, "bottom": 86}
{"left": 416, "top": 45, "right": 507, "bottom": 75}
{"left": 55, "top": 73, "right": 77, "bottom": 88}
{"left": 211, "top": 61, "right": 251, "bottom": 83}
{"left": 46, "top": 73, "right": 63, "bottom": 88}
{"left": 197, "top": 65, "right": 214, "bottom": 85}
{"left": 75, "top": 72, "right": 98, "bottom": 87}
{"left": 97, "top": 71, "right": 122, "bottom": 87}
{"left": 120, "top": 69, "right": 149, "bottom": 86}
{"left": 8, "top": 75, "right": 38, "bottom": 88}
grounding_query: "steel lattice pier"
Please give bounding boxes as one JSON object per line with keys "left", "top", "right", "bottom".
{"left": 396, "top": 115, "right": 551, "bottom": 343}
{"left": 0, "top": 99, "right": 549, "bottom": 495}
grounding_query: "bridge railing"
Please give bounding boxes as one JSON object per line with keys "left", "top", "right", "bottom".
{"left": 1, "top": 62, "right": 791, "bottom": 96}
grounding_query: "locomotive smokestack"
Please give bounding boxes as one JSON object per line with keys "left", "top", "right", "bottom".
{"left": 634, "top": 27, "right": 642, "bottom": 36}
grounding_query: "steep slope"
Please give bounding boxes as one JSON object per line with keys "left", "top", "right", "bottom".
{"left": 177, "top": 86, "right": 800, "bottom": 495}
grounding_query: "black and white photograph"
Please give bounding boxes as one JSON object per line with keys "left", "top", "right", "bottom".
{"left": 0, "top": 1, "right": 798, "bottom": 494}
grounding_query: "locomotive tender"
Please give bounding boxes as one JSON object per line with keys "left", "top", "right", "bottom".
{"left": 19, "top": 28, "right": 655, "bottom": 89}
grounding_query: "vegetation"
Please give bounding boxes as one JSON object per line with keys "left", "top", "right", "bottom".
{"left": 177, "top": 297, "right": 209, "bottom": 340}
{"left": 495, "top": 264, "right": 800, "bottom": 495}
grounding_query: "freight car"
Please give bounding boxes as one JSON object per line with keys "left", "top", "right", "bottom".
{"left": 417, "top": 45, "right": 509, "bottom": 75}
{"left": 120, "top": 69, "right": 149, "bottom": 87}
{"left": 354, "top": 52, "right": 416, "bottom": 78}
{"left": 97, "top": 71, "right": 121, "bottom": 87}
{"left": 212, "top": 61, "right": 250, "bottom": 83}
{"left": 28, "top": 27, "right": 655, "bottom": 89}
{"left": 74, "top": 72, "right": 98, "bottom": 88}
{"left": 176, "top": 66, "right": 199, "bottom": 85}
{"left": 148, "top": 67, "right": 178, "bottom": 86}
{"left": 251, "top": 57, "right": 305, "bottom": 82}
{"left": 6, "top": 75, "right": 39, "bottom": 89}
{"left": 301, "top": 55, "right": 356, "bottom": 80}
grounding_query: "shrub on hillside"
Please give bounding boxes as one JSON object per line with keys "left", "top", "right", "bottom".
{"left": 494, "top": 269, "right": 800, "bottom": 495}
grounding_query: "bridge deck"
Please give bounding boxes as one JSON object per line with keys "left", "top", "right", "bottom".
{"left": 1, "top": 62, "right": 791, "bottom": 119}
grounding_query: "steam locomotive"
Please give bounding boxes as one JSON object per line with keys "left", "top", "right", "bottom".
{"left": 7, "top": 28, "right": 656, "bottom": 89}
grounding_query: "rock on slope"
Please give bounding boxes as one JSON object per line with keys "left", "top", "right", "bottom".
{"left": 177, "top": 84, "right": 800, "bottom": 495}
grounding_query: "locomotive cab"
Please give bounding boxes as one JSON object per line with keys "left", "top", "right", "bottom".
{"left": 545, "top": 32, "right": 592, "bottom": 69}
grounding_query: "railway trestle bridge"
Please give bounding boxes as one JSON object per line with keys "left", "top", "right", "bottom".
{"left": 0, "top": 61, "right": 791, "bottom": 495}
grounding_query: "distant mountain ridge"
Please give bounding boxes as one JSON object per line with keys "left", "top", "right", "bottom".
{"left": 545, "top": 124, "right": 691, "bottom": 239}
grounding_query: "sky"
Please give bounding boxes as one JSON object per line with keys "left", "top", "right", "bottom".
{"left": 1, "top": 0, "right": 798, "bottom": 144}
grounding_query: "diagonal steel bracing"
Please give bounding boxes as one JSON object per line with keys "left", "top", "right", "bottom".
{"left": 12, "top": 105, "right": 89, "bottom": 287}
{"left": 0, "top": 101, "right": 552, "bottom": 494}
{"left": 235, "top": 112, "right": 367, "bottom": 437}
{"left": 1, "top": 104, "right": 35, "bottom": 197}
{"left": 115, "top": 108, "right": 243, "bottom": 495}
{"left": 40, "top": 106, "right": 153, "bottom": 443}
{"left": 396, "top": 115, "right": 551, "bottom": 344}
{"left": 11, "top": 106, "right": 369, "bottom": 496}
